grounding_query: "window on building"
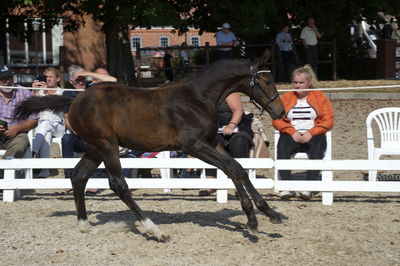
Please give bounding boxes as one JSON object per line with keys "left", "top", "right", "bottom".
{"left": 4, "top": 18, "right": 63, "bottom": 66}
{"left": 190, "top": 36, "right": 200, "bottom": 47}
{"left": 159, "top": 36, "right": 170, "bottom": 47}
{"left": 131, "top": 36, "right": 142, "bottom": 51}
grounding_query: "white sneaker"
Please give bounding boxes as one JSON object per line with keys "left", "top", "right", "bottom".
{"left": 36, "top": 169, "right": 49, "bottom": 178}
{"left": 279, "top": 191, "right": 295, "bottom": 199}
{"left": 299, "top": 191, "right": 312, "bottom": 200}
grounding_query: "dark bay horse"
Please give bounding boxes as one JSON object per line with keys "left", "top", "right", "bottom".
{"left": 15, "top": 52, "right": 285, "bottom": 241}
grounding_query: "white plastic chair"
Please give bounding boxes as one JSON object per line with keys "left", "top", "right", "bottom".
{"left": 366, "top": 107, "right": 400, "bottom": 181}
{"left": 274, "top": 130, "right": 333, "bottom": 204}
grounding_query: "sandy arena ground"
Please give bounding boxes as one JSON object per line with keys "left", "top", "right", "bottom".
{"left": 0, "top": 81, "right": 400, "bottom": 265}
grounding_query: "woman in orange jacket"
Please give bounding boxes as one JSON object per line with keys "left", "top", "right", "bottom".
{"left": 272, "top": 65, "right": 334, "bottom": 200}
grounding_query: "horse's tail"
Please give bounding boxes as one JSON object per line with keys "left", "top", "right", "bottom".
{"left": 14, "top": 95, "right": 73, "bottom": 120}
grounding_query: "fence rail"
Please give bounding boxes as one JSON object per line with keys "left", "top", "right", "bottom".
{"left": 1, "top": 158, "right": 400, "bottom": 205}
{"left": 0, "top": 158, "right": 273, "bottom": 203}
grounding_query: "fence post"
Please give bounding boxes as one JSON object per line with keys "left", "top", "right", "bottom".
{"left": 216, "top": 169, "right": 228, "bottom": 203}
{"left": 136, "top": 44, "right": 142, "bottom": 86}
{"left": 205, "top": 42, "right": 210, "bottom": 65}
{"left": 3, "top": 170, "right": 17, "bottom": 202}
{"left": 332, "top": 39, "right": 337, "bottom": 81}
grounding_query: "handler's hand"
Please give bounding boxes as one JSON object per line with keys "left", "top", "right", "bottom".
{"left": 223, "top": 124, "right": 235, "bottom": 135}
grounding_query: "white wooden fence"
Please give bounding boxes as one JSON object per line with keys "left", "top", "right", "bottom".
{"left": 0, "top": 158, "right": 274, "bottom": 203}
{"left": 1, "top": 157, "right": 400, "bottom": 204}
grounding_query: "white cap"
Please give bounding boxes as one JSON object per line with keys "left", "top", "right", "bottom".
{"left": 222, "top": 22, "right": 231, "bottom": 29}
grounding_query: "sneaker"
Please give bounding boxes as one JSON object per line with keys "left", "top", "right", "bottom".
{"left": 279, "top": 191, "right": 295, "bottom": 200}
{"left": 299, "top": 191, "right": 312, "bottom": 200}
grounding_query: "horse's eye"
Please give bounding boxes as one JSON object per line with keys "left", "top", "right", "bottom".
{"left": 263, "top": 80, "right": 271, "bottom": 85}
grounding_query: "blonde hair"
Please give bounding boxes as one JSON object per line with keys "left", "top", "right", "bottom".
{"left": 44, "top": 67, "right": 60, "bottom": 78}
{"left": 292, "top": 65, "right": 318, "bottom": 88}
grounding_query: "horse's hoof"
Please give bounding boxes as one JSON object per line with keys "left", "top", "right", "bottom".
{"left": 78, "top": 220, "right": 91, "bottom": 233}
{"left": 158, "top": 234, "right": 171, "bottom": 243}
{"left": 248, "top": 226, "right": 259, "bottom": 235}
{"left": 142, "top": 218, "right": 169, "bottom": 242}
{"left": 269, "top": 216, "right": 283, "bottom": 224}
{"left": 269, "top": 213, "right": 288, "bottom": 224}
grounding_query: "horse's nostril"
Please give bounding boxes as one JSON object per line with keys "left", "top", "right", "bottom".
{"left": 280, "top": 110, "right": 286, "bottom": 118}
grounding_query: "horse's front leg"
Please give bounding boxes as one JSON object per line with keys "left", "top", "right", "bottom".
{"left": 187, "top": 141, "right": 260, "bottom": 233}
{"left": 242, "top": 176, "right": 287, "bottom": 224}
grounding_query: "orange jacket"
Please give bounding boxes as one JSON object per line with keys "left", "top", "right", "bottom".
{"left": 272, "top": 90, "right": 334, "bottom": 136}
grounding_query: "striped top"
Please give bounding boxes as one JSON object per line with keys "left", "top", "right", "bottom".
{"left": 0, "top": 86, "right": 38, "bottom": 126}
{"left": 287, "top": 98, "right": 316, "bottom": 132}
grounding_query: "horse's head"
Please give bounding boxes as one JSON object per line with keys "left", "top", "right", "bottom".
{"left": 243, "top": 50, "right": 285, "bottom": 120}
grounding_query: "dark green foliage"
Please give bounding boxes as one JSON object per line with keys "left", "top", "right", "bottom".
{"left": 2, "top": 0, "right": 400, "bottom": 81}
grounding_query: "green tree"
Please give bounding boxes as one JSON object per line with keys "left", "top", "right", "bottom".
{"left": 2, "top": 0, "right": 400, "bottom": 83}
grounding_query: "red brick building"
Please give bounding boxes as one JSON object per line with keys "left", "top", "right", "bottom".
{"left": 130, "top": 26, "right": 216, "bottom": 51}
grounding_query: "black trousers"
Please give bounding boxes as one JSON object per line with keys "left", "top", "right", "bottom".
{"left": 277, "top": 133, "right": 326, "bottom": 180}
{"left": 305, "top": 45, "right": 318, "bottom": 74}
{"left": 205, "top": 133, "right": 252, "bottom": 176}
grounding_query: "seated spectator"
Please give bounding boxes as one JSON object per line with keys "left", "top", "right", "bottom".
{"left": 0, "top": 65, "right": 38, "bottom": 159}
{"left": 31, "top": 67, "right": 65, "bottom": 178}
{"left": 272, "top": 65, "right": 334, "bottom": 200}
{"left": 62, "top": 65, "right": 116, "bottom": 194}
{"left": 199, "top": 92, "right": 254, "bottom": 196}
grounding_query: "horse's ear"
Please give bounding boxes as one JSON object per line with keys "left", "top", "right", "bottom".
{"left": 257, "top": 49, "right": 272, "bottom": 69}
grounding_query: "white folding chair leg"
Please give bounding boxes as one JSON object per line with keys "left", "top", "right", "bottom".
{"left": 200, "top": 169, "right": 206, "bottom": 178}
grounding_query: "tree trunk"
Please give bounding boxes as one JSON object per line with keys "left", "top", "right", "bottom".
{"left": 104, "top": 22, "right": 137, "bottom": 86}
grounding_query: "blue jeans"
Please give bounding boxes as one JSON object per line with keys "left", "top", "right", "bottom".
{"left": 61, "top": 133, "right": 103, "bottom": 179}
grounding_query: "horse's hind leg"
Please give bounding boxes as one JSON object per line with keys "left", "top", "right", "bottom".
{"left": 188, "top": 141, "right": 260, "bottom": 232}
{"left": 98, "top": 143, "right": 168, "bottom": 241}
{"left": 70, "top": 145, "right": 103, "bottom": 231}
